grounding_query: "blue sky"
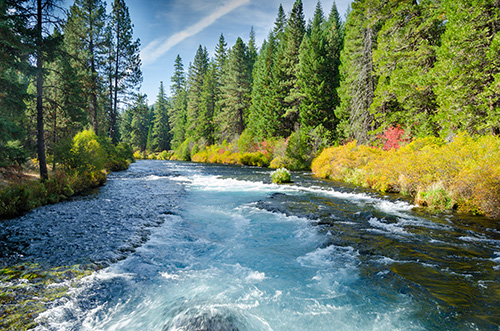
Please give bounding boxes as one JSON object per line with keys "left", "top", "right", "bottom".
{"left": 125, "top": 0, "right": 352, "bottom": 103}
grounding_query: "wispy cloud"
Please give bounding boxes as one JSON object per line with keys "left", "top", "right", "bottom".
{"left": 141, "top": 0, "right": 250, "bottom": 66}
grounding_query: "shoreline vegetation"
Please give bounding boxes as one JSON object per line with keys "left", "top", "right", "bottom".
{"left": 135, "top": 131, "right": 500, "bottom": 220}
{"left": 0, "top": 130, "right": 134, "bottom": 220}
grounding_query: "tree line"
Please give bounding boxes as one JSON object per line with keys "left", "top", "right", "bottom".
{"left": 1, "top": 0, "right": 141, "bottom": 179}
{"left": 2, "top": 0, "right": 499, "bottom": 175}
{"left": 131, "top": 0, "right": 498, "bottom": 164}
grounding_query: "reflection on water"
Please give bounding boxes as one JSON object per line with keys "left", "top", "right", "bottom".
{"left": 0, "top": 160, "right": 499, "bottom": 330}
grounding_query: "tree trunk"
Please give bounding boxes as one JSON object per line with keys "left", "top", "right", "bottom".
{"left": 89, "top": 4, "right": 99, "bottom": 135}
{"left": 36, "top": 0, "right": 48, "bottom": 180}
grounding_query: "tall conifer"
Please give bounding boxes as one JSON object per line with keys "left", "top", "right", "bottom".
{"left": 108, "top": 0, "right": 142, "bottom": 143}
{"left": 151, "top": 82, "right": 171, "bottom": 151}
{"left": 216, "top": 37, "right": 252, "bottom": 141}
{"left": 434, "top": 0, "right": 500, "bottom": 136}
{"left": 169, "top": 55, "right": 187, "bottom": 149}
{"left": 64, "top": 0, "right": 107, "bottom": 134}
{"left": 186, "top": 45, "right": 209, "bottom": 139}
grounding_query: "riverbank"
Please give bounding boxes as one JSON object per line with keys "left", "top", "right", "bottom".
{"left": 312, "top": 133, "right": 500, "bottom": 219}
{"left": 136, "top": 132, "right": 500, "bottom": 220}
{"left": 0, "top": 130, "right": 135, "bottom": 220}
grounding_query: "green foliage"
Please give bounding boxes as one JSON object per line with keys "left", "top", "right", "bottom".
{"left": 297, "top": 2, "right": 342, "bottom": 137}
{"left": 172, "top": 138, "right": 194, "bottom": 161}
{"left": 151, "top": 82, "right": 171, "bottom": 151}
{"left": 130, "top": 94, "right": 150, "bottom": 151}
{"left": 271, "top": 167, "right": 291, "bottom": 184}
{"left": 369, "top": 0, "right": 444, "bottom": 138}
{"left": 186, "top": 45, "right": 210, "bottom": 139}
{"left": 0, "top": 140, "right": 27, "bottom": 167}
{"left": 237, "top": 129, "right": 256, "bottom": 152}
{"left": 216, "top": 37, "right": 252, "bottom": 142}
{"left": 434, "top": 0, "right": 500, "bottom": 136}
{"left": 335, "top": 0, "right": 377, "bottom": 143}
{"left": 67, "top": 129, "right": 106, "bottom": 173}
{"left": 238, "top": 152, "right": 269, "bottom": 167}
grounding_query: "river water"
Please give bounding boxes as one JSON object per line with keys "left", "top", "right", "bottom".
{"left": 1, "top": 160, "right": 499, "bottom": 330}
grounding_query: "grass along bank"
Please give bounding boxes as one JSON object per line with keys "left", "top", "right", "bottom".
{"left": 0, "top": 130, "right": 134, "bottom": 219}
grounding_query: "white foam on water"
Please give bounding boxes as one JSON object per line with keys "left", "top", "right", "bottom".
{"left": 245, "top": 270, "right": 267, "bottom": 282}
{"left": 368, "top": 217, "right": 408, "bottom": 235}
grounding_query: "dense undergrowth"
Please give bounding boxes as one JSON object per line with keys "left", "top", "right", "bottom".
{"left": 312, "top": 133, "right": 500, "bottom": 219}
{"left": 0, "top": 130, "right": 134, "bottom": 219}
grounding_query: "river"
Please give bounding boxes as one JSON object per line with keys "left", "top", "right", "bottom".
{"left": 0, "top": 160, "right": 499, "bottom": 330}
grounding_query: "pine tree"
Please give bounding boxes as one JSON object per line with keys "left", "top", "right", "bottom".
{"left": 130, "top": 93, "right": 149, "bottom": 151}
{"left": 216, "top": 37, "right": 252, "bottom": 141}
{"left": 44, "top": 29, "right": 87, "bottom": 169}
{"left": 33, "top": 0, "right": 66, "bottom": 180}
{"left": 434, "top": 0, "right": 500, "bottom": 136}
{"left": 247, "top": 26, "right": 258, "bottom": 72}
{"left": 197, "top": 62, "right": 217, "bottom": 144}
{"left": 298, "top": 1, "right": 340, "bottom": 135}
{"left": 0, "top": 0, "right": 30, "bottom": 166}
{"left": 247, "top": 35, "right": 280, "bottom": 139}
{"left": 370, "top": 0, "right": 444, "bottom": 137}
{"left": 151, "top": 82, "right": 171, "bottom": 151}
{"left": 273, "top": 4, "right": 287, "bottom": 41}
{"left": 185, "top": 45, "right": 209, "bottom": 139}
{"left": 119, "top": 106, "right": 133, "bottom": 144}
{"left": 108, "top": 0, "right": 142, "bottom": 143}
{"left": 169, "top": 55, "right": 187, "bottom": 149}
{"left": 272, "top": 0, "right": 306, "bottom": 136}
{"left": 336, "top": 0, "right": 378, "bottom": 143}
{"left": 64, "top": 0, "right": 107, "bottom": 134}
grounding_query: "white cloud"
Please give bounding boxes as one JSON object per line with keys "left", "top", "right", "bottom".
{"left": 141, "top": 0, "right": 250, "bottom": 66}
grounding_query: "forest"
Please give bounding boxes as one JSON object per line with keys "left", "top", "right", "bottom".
{"left": 1, "top": 0, "right": 500, "bottom": 218}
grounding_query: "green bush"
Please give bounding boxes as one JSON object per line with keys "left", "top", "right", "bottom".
{"left": 0, "top": 140, "right": 27, "bottom": 167}
{"left": 271, "top": 167, "right": 291, "bottom": 184}
{"left": 238, "top": 152, "right": 269, "bottom": 167}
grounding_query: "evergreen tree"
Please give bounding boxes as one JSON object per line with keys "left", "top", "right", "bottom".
{"left": 272, "top": 0, "right": 306, "bottom": 136}
{"left": 44, "top": 29, "right": 87, "bottom": 168}
{"left": 197, "top": 62, "right": 217, "bottom": 144}
{"left": 33, "top": 0, "right": 66, "bottom": 180}
{"left": 370, "top": 0, "right": 444, "bottom": 137}
{"left": 130, "top": 93, "right": 149, "bottom": 151}
{"left": 0, "top": 0, "right": 30, "bottom": 166}
{"left": 119, "top": 105, "right": 133, "bottom": 144}
{"left": 64, "top": 0, "right": 107, "bottom": 134}
{"left": 434, "top": 0, "right": 500, "bottom": 136}
{"left": 214, "top": 33, "right": 228, "bottom": 80}
{"left": 185, "top": 45, "right": 209, "bottom": 139}
{"left": 273, "top": 4, "right": 287, "bottom": 41}
{"left": 108, "top": 0, "right": 142, "bottom": 143}
{"left": 298, "top": 1, "right": 340, "bottom": 136}
{"left": 216, "top": 37, "right": 252, "bottom": 141}
{"left": 151, "top": 82, "right": 171, "bottom": 151}
{"left": 247, "top": 26, "right": 258, "bottom": 72}
{"left": 169, "top": 55, "right": 187, "bottom": 149}
{"left": 247, "top": 36, "right": 280, "bottom": 139}
{"left": 336, "top": 0, "right": 377, "bottom": 143}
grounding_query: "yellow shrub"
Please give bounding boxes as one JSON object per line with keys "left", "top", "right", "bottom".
{"left": 311, "top": 133, "right": 500, "bottom": 219}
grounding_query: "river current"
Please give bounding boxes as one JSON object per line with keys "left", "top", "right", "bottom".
{"left": 1, "top": 160, "right": 499, "bottom": 330}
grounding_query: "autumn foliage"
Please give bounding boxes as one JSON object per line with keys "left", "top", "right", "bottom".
{"left": 311, "top": 133, "right": 500, "bottom": 219}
